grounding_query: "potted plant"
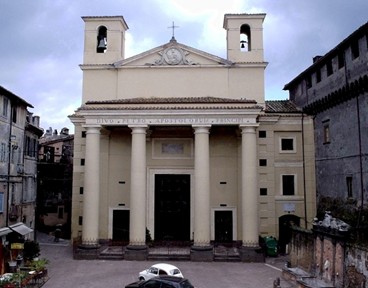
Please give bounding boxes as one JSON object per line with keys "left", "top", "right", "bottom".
{"left": 0, "top": 275, "right": 16, "bottom": 288}
{"left": 30, "top": 258, "right": 49, "bottom": 272}
{"left": 23, "top": 240, "right": 40, "bottom": 262}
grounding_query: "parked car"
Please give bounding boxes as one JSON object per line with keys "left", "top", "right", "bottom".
{"left": 138, "top": 263, "right": 183, "bottom": 281}
{"left": 125, "top": 275, "right": 194, "bottom": 288}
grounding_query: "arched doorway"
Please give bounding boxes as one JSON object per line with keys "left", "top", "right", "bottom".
{"left": 278, "top": 214, "right": 300, "bottom": 254}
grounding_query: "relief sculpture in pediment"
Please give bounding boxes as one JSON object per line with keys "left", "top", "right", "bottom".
{"left": 154, "top": 46, "right": 197, "bottom": 66}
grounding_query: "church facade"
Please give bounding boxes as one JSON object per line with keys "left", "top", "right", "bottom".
{"left": 70, "top": 13, "right": 316, "bottom": 261}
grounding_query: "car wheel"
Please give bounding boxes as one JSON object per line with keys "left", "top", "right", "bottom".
{"left": 139, "top": 277, "right": 145, "bottom": 281}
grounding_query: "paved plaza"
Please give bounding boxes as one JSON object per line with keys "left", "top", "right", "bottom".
{"left": 38, "top": 234, "right": 286, "bottom": 288}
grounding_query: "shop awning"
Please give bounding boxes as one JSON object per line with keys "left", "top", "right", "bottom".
{"left": 9, "top": 223, "right": 33, "bottom": 235}
{"left": 0, "top": 227, "right": 11, "bottom": 237}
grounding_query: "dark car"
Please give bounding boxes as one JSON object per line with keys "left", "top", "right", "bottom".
{"left": 125, "top": 275, "right": 194, "bottom": 288}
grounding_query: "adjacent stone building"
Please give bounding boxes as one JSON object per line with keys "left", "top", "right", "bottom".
{"left": 0, "top": 86, "right": 43, "bottom": 272}
{"left": 70, "top": 13, "right": 316, "bottom": 260}
{"left": 284, "top": 22, "right": 368, "bottom": 208}
{"left": 37, "top": 127, "right": 73, "bottom": 238}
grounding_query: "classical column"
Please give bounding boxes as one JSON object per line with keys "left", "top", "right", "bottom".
{"left": 240, "top": 125, "right": 260, "bottom": 252}
{"left": 127, "top": 125, "right": 147, "bottom": 253}
{"left": 192, "top": 125, "right": 211, "bottom": 254}
{"left": 81, "top": 126, "right": 101, "bottom": 246}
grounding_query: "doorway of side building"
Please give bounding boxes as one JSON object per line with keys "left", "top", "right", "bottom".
{"left": 214, "top": 210, "right": 233, "bottom": 242}
{"left": 278, "top": 214, "right": 300, "bottom": 254}
{"left": 112, "top": 209, "right": 129, "bottom": 242}
{"left": 154, "top": 174, "right": 190, "bottom": 241}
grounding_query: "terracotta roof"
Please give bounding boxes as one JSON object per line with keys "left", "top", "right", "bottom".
{"left": 74, "top": 97, "right": 263, "bottom": 112}
{"left": 86, "top": 96, "right": 256, "bottom": 105}
{"left": 264, "top": 100, "right": 301, "bottom": 113}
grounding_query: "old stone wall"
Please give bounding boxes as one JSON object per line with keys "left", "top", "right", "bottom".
{"left": 290, "top": 228, "right": 368, "bottom": 287}
{"left": 345, "top": 244, "right": 368, "bottom": 287}
{"left": 289, "top": 228, "right": 314, "bottom": 272}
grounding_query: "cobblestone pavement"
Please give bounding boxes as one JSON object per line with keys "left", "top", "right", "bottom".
{"left": 37, "top": 233, "right": 287, "bottom": 288}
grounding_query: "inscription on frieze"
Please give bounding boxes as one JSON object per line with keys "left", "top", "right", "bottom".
{"left": 89, "top": 117, "right": 256, "bottom": 126}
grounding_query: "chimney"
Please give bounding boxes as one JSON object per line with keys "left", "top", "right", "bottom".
{"left": 313, "top": 55, "right": 323, "bottom": 63}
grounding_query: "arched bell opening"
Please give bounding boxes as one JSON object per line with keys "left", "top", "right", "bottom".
{"left": 97, "top": 26, "right": 107, "bottom": 53}
{"left": 240, "top": 24, "right": 251, "bottom": 52}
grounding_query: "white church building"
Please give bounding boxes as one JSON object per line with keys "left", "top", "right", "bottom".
{"left": 69, "top": 13, "right": 316, "bottom": 261}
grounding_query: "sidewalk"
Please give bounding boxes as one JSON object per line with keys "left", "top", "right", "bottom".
{"left": 36, "top": 232, "right": 70, "bottom": 247}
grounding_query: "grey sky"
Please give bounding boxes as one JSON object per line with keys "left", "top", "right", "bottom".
{"left": 1, "top": 0, "right": 367, "bottom": 133}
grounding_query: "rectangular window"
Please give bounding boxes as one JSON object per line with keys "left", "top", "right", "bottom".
{"left": 259, "top": 159, "right": 267, "bottom": 166}
{"left": 260, "top": 188, "right": 267, "bottom": 196}
{"left": 79, "top": 187, "right": 84, "bottom": 195}
{"left": 338, "top": 52, "right": 345, "bottom": 69}
{"left": 280, "top": 137, "right": 295, "bottom": 152}
{"left": 282, "top": 175, "right": 295, "bottom": 196}
{"left": 259, "top": 131, "right": 266, "bottom": 138}
{"left": 0, "top": 192, "right": 3, "bottom": 212}
{"left": 306, "top": 75, "right": 312, "bottom": 88}
{"left": 11, "top": 145, "right": 16, "bottom": 164}
{"left": 80, "top": 159, "right": 85, "bottom": 166}
{"left": 316, "top": 69, "right": 321, "bottom": 83}
{"left": 351, "top": 41, "right": 360, "bottom": 59}
{"left": 323, "top": 124, "right": 330, "bottom": 144}
{"left": 326, "top": 60, "right": 333, "bottom": 76}
{"left": 81, "top": 131, "right": 86, "bottom": 138}
{"left": 2, "top": 97, "right": 8, "bottom": 117}
{"left": 346, "top": 176, "right": 353, "bottom": 198}
{"left": 0, "top": 143, "right": 6, "bottom": 162}
{"left": 12, "top": 106, "right": 17, "bottom": 123}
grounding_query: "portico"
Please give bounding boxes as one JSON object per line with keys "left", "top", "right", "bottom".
{"left": 70, "top": 13, "right": 316, "bottom": 262}
{"left": 75, "top": 105, "right": 262, "bottom": 259}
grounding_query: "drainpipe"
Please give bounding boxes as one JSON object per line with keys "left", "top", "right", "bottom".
{"left": 356, "top": 91, "right": 364, "bottom": 228}
{"left": 302, "top": 112, "right": 308, "bottom": 228}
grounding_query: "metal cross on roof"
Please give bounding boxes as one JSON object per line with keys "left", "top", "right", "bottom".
{"left": 168, "top": 21, "right": 179, "bottom": 39}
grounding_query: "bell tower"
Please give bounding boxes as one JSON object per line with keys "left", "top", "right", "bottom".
{"left": 223, "top": 13, "right": 266, "bottom": 63}
{"left": 82, "top": 16, "right": 128, "bottom": 65}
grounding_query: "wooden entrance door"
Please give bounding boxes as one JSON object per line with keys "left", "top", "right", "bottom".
{"left": 215, "top": 210, "right": 233, "bottom": 242}
{"left": 154, "top": 174, "right": 190, "bottom": 241}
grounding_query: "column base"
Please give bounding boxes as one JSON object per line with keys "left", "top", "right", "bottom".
{"left": 190, "top": 245, "right": 213, "bottom": 262}
{"left": 74, "top": 243, "right": 101, "bottom": 260}
{"left": 78, "top": 243, "right": 101, "bottom": 250}
{"left": 124, "top": 245, "right": 148, "bottom": 261}
{"left": 239, "top": 246, "right": 264, "bottom": 262}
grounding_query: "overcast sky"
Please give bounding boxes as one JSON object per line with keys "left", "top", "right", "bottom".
{"left": 1, "top": 0, "right": 367, "bottom": 134}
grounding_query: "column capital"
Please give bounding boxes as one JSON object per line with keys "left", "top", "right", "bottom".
{"left": 128, "top": 125, "right": 148, "bottom": 134}
{"left": 192, "top": 125, "right": 211, "bottom": 134}
{"left": 82, "top": 125, "right": 102, "bottom": 134}
{"left": 239, "top": 124, "right": 259, "bottom": 134}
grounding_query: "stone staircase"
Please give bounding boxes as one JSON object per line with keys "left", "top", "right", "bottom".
{"left": 95, "top": 244, "right": 243, "bottom": 261}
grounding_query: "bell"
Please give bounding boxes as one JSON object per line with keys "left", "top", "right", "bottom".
{"left": 97, "top": 38, "right": 107, "bottom": 52}
{"left": 240, "top": 40, "right": 247, "bottom": 49}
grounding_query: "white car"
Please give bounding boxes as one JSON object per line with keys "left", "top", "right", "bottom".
{"left": 138, "top": 263, "right": 184, "bottom": 281}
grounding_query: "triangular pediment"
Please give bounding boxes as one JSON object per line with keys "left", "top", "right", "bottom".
{"left": 113, "top": 39, "right": 232, "bottom": 67}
